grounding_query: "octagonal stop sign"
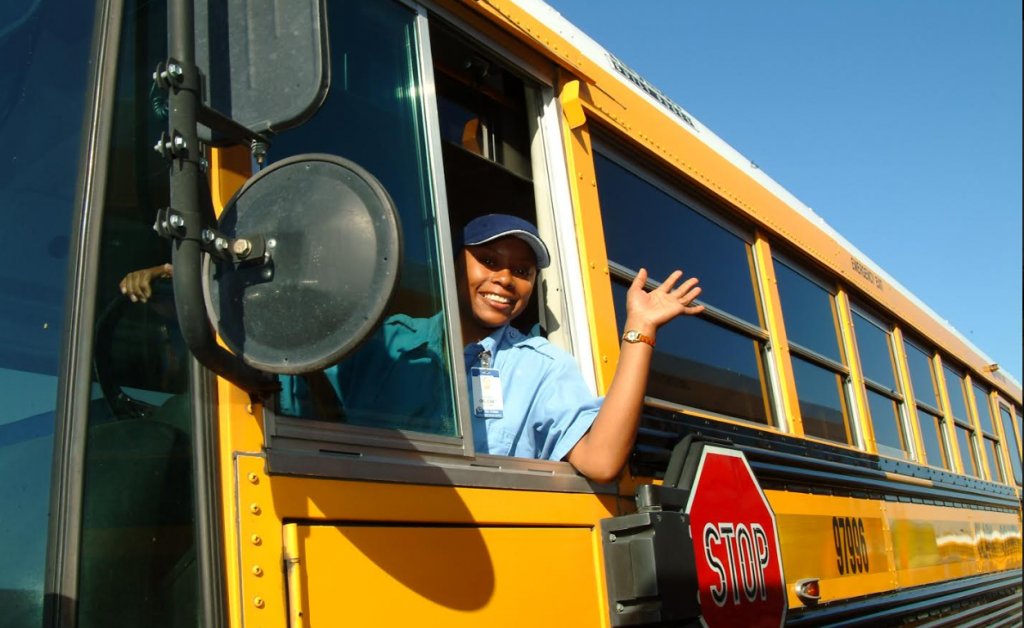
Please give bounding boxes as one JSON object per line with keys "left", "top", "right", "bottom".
{"left": 685, "top": 446, "right": 787, "bottom": 628}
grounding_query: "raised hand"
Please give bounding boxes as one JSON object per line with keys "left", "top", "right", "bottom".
{"left": 624, "top": 268, "right": 704, "bottom": 335}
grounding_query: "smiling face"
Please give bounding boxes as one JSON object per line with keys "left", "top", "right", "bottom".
{"left": 457, "top": 236, "right": 538, "bottom": 344}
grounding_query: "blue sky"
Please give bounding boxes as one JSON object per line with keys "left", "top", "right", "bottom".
{"left": 546, "top": 0, "right": 1023, "bottom": 383}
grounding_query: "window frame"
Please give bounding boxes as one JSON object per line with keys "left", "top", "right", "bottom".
{"left": 940, "top": 359, "right": 981, "bottom": 477}
{"left": 771, "top": 251, "right": 858, "bottom": 448}
{"left": 850, "top": 303, "right": 912, "bottom": 460}
{"left": 970, "top": 379, "right": 1004, "bottom": 483}
{"left": 593, "top": 136, "right": 780, "bottom": 431}
{"left": 902, "top": 336, "right": 952, "bottom": 470}
{"left": 256, "top": 0, "right": 610, "bottom": 493}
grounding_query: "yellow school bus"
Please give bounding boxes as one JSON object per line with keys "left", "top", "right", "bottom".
{"left": 2, "top": 0, "right": 1021, "bottom": 627}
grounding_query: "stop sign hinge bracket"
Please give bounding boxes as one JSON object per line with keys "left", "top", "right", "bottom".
{"left": 635, "top": 483, "right": 690, "bottom": 513}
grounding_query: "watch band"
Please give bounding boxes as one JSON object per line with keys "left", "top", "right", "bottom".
{"left": 622, "top": 329, "right": 655, "bottom": 348}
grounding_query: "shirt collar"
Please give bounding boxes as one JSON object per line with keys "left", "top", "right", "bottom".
{"left": 464, "top": 323, "right": 524, "bottom": 361}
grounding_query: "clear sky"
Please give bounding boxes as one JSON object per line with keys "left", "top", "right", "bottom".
{"left": 545, "top": 0, "right": 1023, "bottom": 382}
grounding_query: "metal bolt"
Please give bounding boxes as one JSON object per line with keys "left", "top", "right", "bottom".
{"left": 252, "top": 565, "right": 263, "bottom": 577}
{"left": 161, "top": 220, "right": 169, "bottom": 231}
{"left": 608, "top": 533, "right": 617, "bottom": 542}
{"left": 168, "top": 63, "right": 183, "bottom": 78}
{"left": 245, "top": 403, "right": 254, "bottom": 414}
{"left": 173, "top": 135, "right": 186, "bottom": 151}
{"left": 233, "top": 239, "right": 252, "bottom": 257}
{"left": 267, "top": 239, "right": 276, "bottom": 249}
{"left": 251, "top": 534, "right": 262, "bottom": 546}
{"left": 262, "top": 269, "right": 272, "bottom": 279}
{"left": 169, "top": 214, "right": 184, "bottom": 228}
{"left": 250, "top": 503, "right": 261, "bottom": 515}
{"left": 251, "top": 140, "right": 269, "bottom": 166}
{"left": 253, "top": 597, "right": 265, "bottom": 609}
{"left": 247, "top": 472, "right": 259, "bottom": 484}
{"left": 616, "top": 603, "right": 625, "bottom": 613}
{"left": 202, "top": 229, "right": 215, "bottom": 243}
{"left": 214, "top": 237, "right": 228, "bottom": 251}
{"left": 199, "top": 157, "right": 209, "bottom": 171}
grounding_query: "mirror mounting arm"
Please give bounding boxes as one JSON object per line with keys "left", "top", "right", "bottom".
{"left": 161, "top": 0, "right": 278, "bottom": 397}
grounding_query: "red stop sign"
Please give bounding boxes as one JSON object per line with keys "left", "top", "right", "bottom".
{"left": 685, "top": 446, "right": 787, "bottom": 628}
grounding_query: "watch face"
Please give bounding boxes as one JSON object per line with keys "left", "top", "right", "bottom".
{"left": 625, "top": 330, "right": 639, "bottom": 342}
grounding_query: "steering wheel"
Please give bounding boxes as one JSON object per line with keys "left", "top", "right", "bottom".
{"left": 92, "top": 282, "right": 187, "bottom": 420}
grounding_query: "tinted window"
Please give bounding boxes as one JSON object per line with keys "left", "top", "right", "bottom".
{"left": 866, "top": 389, "right": 905, "bottom": 459}
{"left": 774, "top": 261, "right": 842, "bottom": 363}
{"left": 792, "top": 356, "right": 849, "bottom": 444}
{"left": 76, "top": 1, "right": 200, "bottom": 625}
{"left": 596, "top": 153, "right": 761, "bottom": 324}
{"left": 852, "top": 313, "right": 896, "bottom": 390}
{"left": 955, "top": 426, "right": 977, "bottom": 477}
{"left": 1000, "top": 407, "right": 1022, "bottom": 484}
{"left": 905, "top": 342, "right": 940, "bottom": 409}
{"left": 943, "top": 365, "right": 970, "bottom": 422}
{"left": 0, "top": 0, "right": 96, "bottom": 623}
{"left": 982, "top": 436, "right": 999, "bottom": 482}
{"left": 273, "top": 0, "right": 458, "bottom": 436}
{"left": 918, "top": 411, "right": 947, "bottom": 469}
{"left": 612, "top": 282, "right": 770, "bottom": 425}
{"left": 972, "top": 384, "right": 995, "bottom": 435}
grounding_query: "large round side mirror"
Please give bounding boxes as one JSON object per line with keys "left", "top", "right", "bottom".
{"left": 204, "top": 154, "right": 402, "bottom": 375}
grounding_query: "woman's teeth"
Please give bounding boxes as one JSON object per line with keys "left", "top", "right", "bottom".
{"left": 483, "top": 293, "right": 510, "bottom": 304}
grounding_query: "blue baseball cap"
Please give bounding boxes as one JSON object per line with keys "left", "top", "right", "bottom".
{"left": 460, "top": 214, "right": 551, "bottom": 269}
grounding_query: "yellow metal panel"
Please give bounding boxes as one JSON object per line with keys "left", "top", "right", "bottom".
{"left": 560, "top": 79, "right": 586, "bottom": 129}
{"left": 752, "top": 236, "right": 802, "bottom": 436}
{"left": 559, "top": 113, "right": 618, "bottom": 393}
{"left": 291, "top": 523, "right": 604, "bottom": 628}
{"left": 768, "top": 491, "right": 894, "bottom": 607}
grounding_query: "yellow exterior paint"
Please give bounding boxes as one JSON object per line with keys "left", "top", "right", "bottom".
{"left": 559, "top": 116, "right": 618, "bottom": 393}
{"left": 752, "top": 236, "right": 802, "bottom": 436}
{"left": 292, "top": 524, "right": 604, "bottom": 627}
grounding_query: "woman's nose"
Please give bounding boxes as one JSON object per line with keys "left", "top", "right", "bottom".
{"left": 491, "top": 268, "right": 513, "bottom": 288}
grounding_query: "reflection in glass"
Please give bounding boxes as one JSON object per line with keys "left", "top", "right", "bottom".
{"left": 919, "top": 411, "right": 947, "bottom": 469}
{"left": 999, "top": 407, "right": 1022, "bottom": 484}
{"left": 596, "top": 153, "right": 761, "bottom": 324}
{"left": 0, "top": 0, "right": 96, "bottom": 622}
{"left": 943, "top": 366, "right": 970, "bottom": 422}
{"left": 867, "top": 389, "right": 906, "bottom": 459}
{"left": 272, "top": 0, "right": 457, "bottom": 436}
{"left": 972, "top": 384, "right": 996, "bottom": 435}
{"left": 852, "top": 313, "right": 897, "bottom": 390}
{"left": 905, "top": 341, "right": 940, "bottom": 409}
{"left": 77, "top": 0, "right": 199, "bottom": 625}
{"left": 611, "top": 282, "right": 771, "bottom": 425}
{"left": 955, "top": 426, "right": 977, "bottom": 477}
{"left": 792, "top": 356, "right": 849, "bottom": 444}
{"left": 773, "top": 261, "right": 842, "bottom": 363}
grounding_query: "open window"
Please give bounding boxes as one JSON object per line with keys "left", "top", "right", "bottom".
{"left": 260, "top": 0, "right": 592, "bottom": 489}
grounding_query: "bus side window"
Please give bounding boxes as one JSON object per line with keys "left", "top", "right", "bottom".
{"left": 594, "top": 146, "right": 776, "bottom": 441}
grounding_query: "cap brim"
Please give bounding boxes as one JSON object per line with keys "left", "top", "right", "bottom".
{"left": 464, "top": 230, "right": 551, "bottom": 269}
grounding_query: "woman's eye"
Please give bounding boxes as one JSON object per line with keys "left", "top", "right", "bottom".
{"left": 514, "top": 267, "right": 533, "bottom": 278}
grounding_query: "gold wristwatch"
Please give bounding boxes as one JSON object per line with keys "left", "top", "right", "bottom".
{"left": 622, "top": 329, "right": 655, "bottom": 348}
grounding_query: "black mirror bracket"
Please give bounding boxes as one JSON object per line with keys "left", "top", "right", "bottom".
{"left": 153, "top": 0, "right": 278, "bottom": 397}
{"left": 153, "top": 208, "right": 269, "bottom": 267}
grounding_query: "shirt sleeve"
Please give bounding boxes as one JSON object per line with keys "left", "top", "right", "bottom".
{"left": 519, "top": 350, "right": 603, "bottom": 462}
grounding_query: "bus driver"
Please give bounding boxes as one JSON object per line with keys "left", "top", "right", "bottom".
{"left": 123, "top": 214, "right": 705, "bottom": 482}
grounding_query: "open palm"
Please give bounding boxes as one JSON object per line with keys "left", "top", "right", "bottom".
{"left": 625, "top": 268, "right": 704, "bottom": 331}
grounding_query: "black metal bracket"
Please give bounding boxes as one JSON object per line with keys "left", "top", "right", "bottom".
{"left": 153, "top": 207, "right": 268, "bottom": 266}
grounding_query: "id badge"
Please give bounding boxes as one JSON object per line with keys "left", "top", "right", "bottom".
{"left": 471, "top": 367, "right": 504, "bottom": 418}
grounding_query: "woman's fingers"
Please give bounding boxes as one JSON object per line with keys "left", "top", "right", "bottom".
{"left": 629, "top": 268, "right": 649, "bottom": 292}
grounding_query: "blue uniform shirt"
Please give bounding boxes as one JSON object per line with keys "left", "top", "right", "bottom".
{"left": 279, "top": 313, "right": 602, "bottom": 461}
{"left": 465, "top": 323, "right": 602, "bottom": 461}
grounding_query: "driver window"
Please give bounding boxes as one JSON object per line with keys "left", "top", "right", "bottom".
{"left": 269, "top": 0, "right": 460, "bottom": 437}
{"left": 77, "top": 1, "right": 199, "bottom": 625}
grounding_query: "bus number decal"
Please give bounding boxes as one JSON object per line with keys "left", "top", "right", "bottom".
{"left": 833, "top": 516, "right": 869, "bottom": 575}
